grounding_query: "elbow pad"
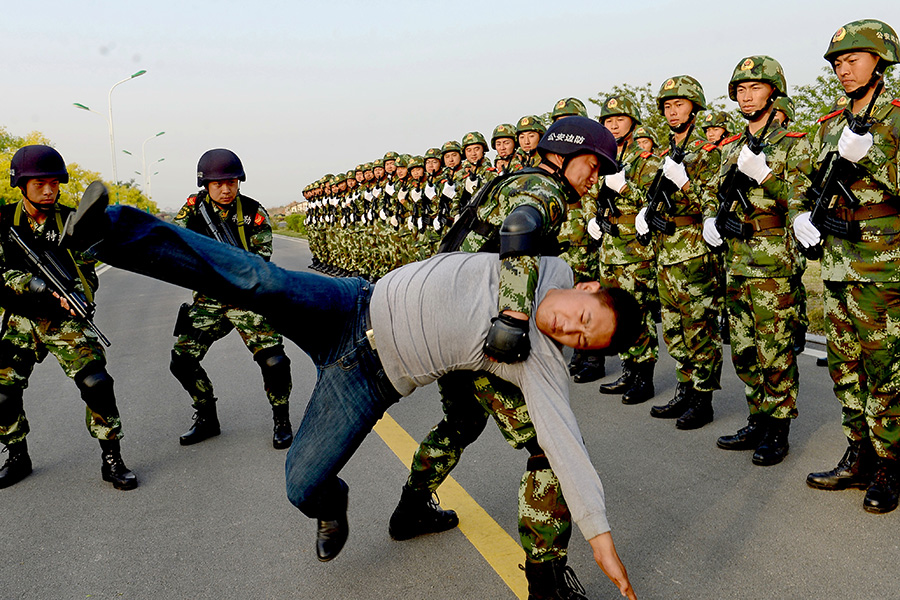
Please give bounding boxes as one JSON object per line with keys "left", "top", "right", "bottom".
{"left": 499, "top": 205, "right": 543, "bottom": 260}
{"left": 483, "top": 313, "right": 530, "bottom": 363}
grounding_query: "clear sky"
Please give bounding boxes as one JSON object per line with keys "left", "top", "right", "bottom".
{"left": 1, "top": 0, "right": 894, "bottom": 211}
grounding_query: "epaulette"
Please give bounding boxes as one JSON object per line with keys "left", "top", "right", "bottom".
{"left": 186, "top": 194, "right": 198, "bottom": 206}
{"left": 702, "top": 142, "right": 718, "bottom": 152}
{"left": 660, "top": 148, "right": 670, "bottom": 156}
{"left": 817, "top": 108, "right": 844, "bottom": 123}
{"left": 254, "top": 213, "right": 265, "bottom": 226}
{"left": 785, "top": 131, "right": 808, "bottom": 138}
{"left": 640, "top": 151, "right": 652, "bottom": 159}
{"left": 719, "top": 133, "right": 742, "bottom": 147}
{"left": 691, "top": 140, "right": 704, "bottom": 148}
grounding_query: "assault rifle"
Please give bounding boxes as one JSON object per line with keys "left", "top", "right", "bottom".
{"left": 7, "top": 227, "right": 111, "bottom": 346}
{"left": 801, "top": 80, "right": 884, "bottom": 260}
{"left": 713, "top": 107, "right": 778, "bottom": 245}
{"left": 637, "top": 122, "right": 695, "bottom": 246}
{"left": 197, "top": 195, "right": 240, "bottom": 247}
{"left": 593, "top": 143, "right": 629, "bottom": 242}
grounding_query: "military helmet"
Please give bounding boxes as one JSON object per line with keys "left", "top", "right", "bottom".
{"left": 408, "top": 155, "right": 425, "bottom": 169}
{"left": 599, "top": 94, "right": 642, "bottom": 124}
{"left": 424, "top": 147, "right": 442, "bottom": 160}
{"left": 440, "top": 140, "right": 462, "bottom": 155}
{"left": 395, "top": 154, "right": 410, "bottom": 168}
{"left": 656, "top": 75, "right": 707, "bottom": 113}
{"left": 373, "top": 159, "right": 384, "bottom": 169}
{"left": 515, "top": 115, "right": 547, "bottom": 135}
{"left": 701, "top": 111, "right": 730, "bottom": 131}
{"left": 383, "top": 151, "right": 399, "bottom": 162}
{"left": 490, "top": 123, "right": 517, "bottom": 148}
{"left": 728, "top": 55, "right": 787, "bottom": 101}
{"left": 332, "top": 171, "right": 346, "bottom": 183}
{"left": 633, "top": 126, "right": 658, "bottom": 147}
{"left": 551, "top": 97, "right": 588, "bottom": 120}
{"left": 824, "top": 19, "right": 900, "bottom": 66}
{"left": 197, "top": 148, "right": 245, "bottom": 188}
{"left": 772, "top": 96, "right": 795, "bottom": 122}
{"left": 461, "top": 131, "right": 488, "bottom": 151}
{"left": 9, "top": 145, "right": 69, "bottom": 187}
{"left": 346, "top": 169, "right": 355, "bottom": 180}
{"left": 537, "top": 116, "right": 618, "bottom": 175}
{"left": 363, "top": 162, "right": 374, "bottom": 171}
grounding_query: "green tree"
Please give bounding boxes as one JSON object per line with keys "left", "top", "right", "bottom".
{"left": 792, "top": 66, "right": 900, "bottom": 135}
{"left": 285, "top": 213, "right": 306, "bottom": 235}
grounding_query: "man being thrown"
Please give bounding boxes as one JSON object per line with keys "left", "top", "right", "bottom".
{"left": 63, "top": 185, "right": 639, "bottom": 600}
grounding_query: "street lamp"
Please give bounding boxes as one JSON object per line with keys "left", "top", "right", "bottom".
{"left": 73, "top": 69, "right": 147, "bottom": 192}
{"left": 141, "top": 131, "right": 165, "bottom": 191}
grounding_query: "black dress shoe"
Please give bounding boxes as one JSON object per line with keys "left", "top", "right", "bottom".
{"left": 61, "top": 180, "right": 111, "bottom": 250}
{"left": 316, "top": 516, "right": 349, "bottom": 561}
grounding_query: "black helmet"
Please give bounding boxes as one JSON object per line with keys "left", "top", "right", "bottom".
{"left": 10, "top": 145, "right": 69, "bottom": 187}
{"left": 537, "top": 116, "right": 618, "bottom": 175}
{"left": 197, "top": 149, "right": 246, "bottom": 187}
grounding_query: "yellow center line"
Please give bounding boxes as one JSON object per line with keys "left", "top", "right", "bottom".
{"left": 373, "top": 413, "right": 528, "bottom": 600}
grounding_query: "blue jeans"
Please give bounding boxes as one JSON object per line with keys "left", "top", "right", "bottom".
{"left": 90, "top": 206, "right": 400, "bottom": 518}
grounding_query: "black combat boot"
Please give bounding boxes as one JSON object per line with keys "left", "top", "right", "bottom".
{"left": 567, "top": 351, "right": 584, "bottom": 377}
{"left": 676, "top": 389, "right": 714, "bottom": 430}
{"left": 816, "top": 356, "right": 828, "bottom": 367}
{"left": 793, "top": 324, "right": 807, "bottom": 355}
{"left": 622, "top": 362, "right": 655, "bottom": 405}
{"left": 523, "top": 557, "right": 588, "bottom": 600}
{"left": 316, "top": 479, "right": 349, "bottom": 562}
{"left": 0, "top": 440, "right": 32, "bottom": 489}
{"left": 719, "top": 312, "right": 731, "bottom": 346}
{"left": 806, "top": 440, "right": 876, "bottom": 490}
{"left": 99, "top": 439, "right": 138, "bottom": 490}
{"left": 864, "top": 457, "right": 900, "bottom": 514}
{"left": 650, "top": 382, "right": 691, "bottom": 419}
{"left": 179, "top": 403, "right": 221, "bottom": 446}
{"left": 272, "top": 404, "right": 293, "bottom": 450}
{"left": 752, "top": 417, "right": 791, "bottom": 466}
{"left": 598, "top": 360, "right": 634, "bottom": 395}
{"left": 389, "top": 485, "right": 459, "bottom": 541}
{"left": 572, "top": 351, "right": 605, "bottom": 384}
{"left": 717, "top": 414, "right": 765, "bottom": 450}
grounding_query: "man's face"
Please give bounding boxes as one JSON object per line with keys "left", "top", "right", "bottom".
{"left": 347, "top": 178, "right": 357, "bottom": 189}
{"left": 425, "top": 157, "right": 441, "bottom": 174}
{"left": 494, "top": 138, "right": 515, "bottom": 158}
{"left": 374, "top": 166, "right": 385, "bottom": 179}
{"left": 834, "top": 51, "right": 880, "bottom": 95}
{"left": 464, "top": 144, "right": 484, "bottom": 163}
{"left": 535, "top": 282, "right": 616, "bottom": 350}
{"left": 704, "top": 126, "right": 726, "bottom": 144}
{"left": 207, "top": 179, "right": 239, "bottom": 204}
{"left": 396, "top": 166, "right": 408, "bottom": 179}
{"left": 443, "top": 151, "right": 461, "bottom": 169}
{"left": 355, "top": 172, "right": 364, "bottom": 183}
{"left": 410, "top": 166, "right": 424, "bottom": 179}
{"left": 602, "top": 115, "right": 633, "bottom": 140}
{"left": 518, "top": 131, "right": 541, "bottom": 152}
{"left": 23, "top": 178, "right": 60, "bottom": 211}
{"left": 563, "top": 153, "right": 601, "bottom": 197}
{"left": 663, "top": 98, "right": 693, "bottom": 128}
{"left": 636, "top": 138, "right": 654, "bottom": 153}
{"left": 364, "top": 170, "right": 374, "bottom": 181}
{"left": 735, "top": 81, "right": 773, "bottom": 117}
{"left": 384, "top": 160, "right": 396, "bottom": 174}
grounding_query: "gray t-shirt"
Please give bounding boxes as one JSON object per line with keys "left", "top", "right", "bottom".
{"left": 370, "top": 252, "right": 609, "bottom": 540}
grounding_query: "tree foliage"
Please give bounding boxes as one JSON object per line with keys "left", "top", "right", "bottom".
{"left": 792, "top": 66, "right": 900, "bottom": 135}
{"left": 0, "top": 127, "right": 157, "bottom": 213}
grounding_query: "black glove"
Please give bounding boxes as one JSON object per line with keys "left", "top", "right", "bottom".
{"left": 483, "top": 313, "right": 530, "bottom": 363}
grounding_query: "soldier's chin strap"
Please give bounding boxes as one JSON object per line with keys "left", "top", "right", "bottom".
{"left": 542, "top": 155, "right": 584, "bottom": 204}
{"left": 740, "top": 91, "right": 778, "bottom": 122}
{"left": 668, "top": 109, "right": 697, "bottom": 134}
{"left": 846, "top": 64, "right": 885, "bottom": 100}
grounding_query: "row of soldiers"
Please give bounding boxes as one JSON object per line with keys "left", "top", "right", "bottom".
{"left": 303, "top": 18, "right": 900, "bottom": 527}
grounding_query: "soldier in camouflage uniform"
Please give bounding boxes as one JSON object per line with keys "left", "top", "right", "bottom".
{"left": 171, "top": 149, "right": 293, "bottom": 450}
{"left": 509, "top": 115, "right": 546, "bottom": 172}
{"left": 454, "top": 131, "right": 497, "bottom": 209}
{"left": 701, "top": 111, "right": 731, "bottom": 145}
{"left": 390, "top": 117, "right": 619, "bottom": 599}
{"left": 704, "top": 56, "right": 815, "bottom": 466}
{"left": 0, "top": 146, "right": 136, "bottom": 490}
{"left": 434, "top": 141, "right": 463, "bottom": 227}
{"left": 637, "top": 75, "right": 724, "bottom": 429}
{"left": 491, "top": 123, "right": 517, "bottom": 175}
{"left": 590, "top": 94, "right": 662, "bottom": 404}
{"left": 799, "top": 19, "right": 900, "bottom": 513}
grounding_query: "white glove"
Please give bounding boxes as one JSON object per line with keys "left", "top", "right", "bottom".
{"left": 398, "top": 190, "right": 408, "bottom": 202}
{"left": 385, "top": 183, "right": 395, "bottom": 196}
{"left": 433, "top": 217, "right": 442, "bottom": 231}
{"left": 443, "top": 183, "right": 457, "bottom": 200}
{"left": 364, "top": 190, "right": 372, "bottom": 201}
{"left": 373, "top": 187, "right": 382, "bottom": 197}
{"left": 737, "top": 145, "right": 771, "bottom": 185}
{"left": 587, "top": 217, "right": 603, "bottom": 240}
{"left": 367, "top": 210, "right": 373, "bottom": 221}
{"left": 604, "top": 170, "right": 627, "bottom": 194}
{"left": 635, "top": 206, "right": 650, "bottom": 236}
{"left": 389, "top": 216, "right": 398, "bottom": 228}
{"left": 465, "top": 175, "right": 479, "bottom": 194}
{"left": 379, "top": 209, "right": 387, "bottom": 221}
{"left": 411, "top": 189, "right": 422, "bottom": 202}
{"left": 330, "top": 197, "right": 339, "bottom": 207}
{"left": 407, "top": 216, "right": 414, "bottom": 230}
{"left": 425, "top": 184, "right": 437, "bottom": 200}
{"left": 793, "top": 211, "right": 820, "bottom": 248}
{"left": 662, "top": 157, "right": 689, "bottom": 189}
{"left": 703, "top": 217, "right": 722, "bottom": 247}
{"left": 453, "top": 214, "right": 461, "bottom": 224}
{"left": 838, "top": 127, "right": 874, "bottom": 163}
{"left": 417, "top": 217, "right": 424, "bottom": 230}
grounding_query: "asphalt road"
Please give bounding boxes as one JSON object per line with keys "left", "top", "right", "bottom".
{"left": 2, "top": 235, "right": 897, "bottom": 600}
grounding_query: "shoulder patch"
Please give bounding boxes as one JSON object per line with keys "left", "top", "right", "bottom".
{"left": 702, "top": 143, "right": 718, "bottom": 152}
{"left": 817, "top": 108, "right": 844, "bottom": 124}
{"left": 640, "top": 151, "right": 652, "bottom": 159}
{"left": 719, "top": 133, "right": 742, "bottom": 147}
{"left": 785, "top": 131, "right": 808, "bottom": 138}
{"left": 254, "top": 212, "right": 265, "bottom": 226}
{"left": 660, "top": 148, "right": 670, "bottom": 157}
{"left": 892, "top": 99, "right": 900, "bottom": 108}
{"left": 186, "top": 195, "right": 197, "bottom": 206}
{"left": 691, "top": 140, "right": 704, "bottom": 148}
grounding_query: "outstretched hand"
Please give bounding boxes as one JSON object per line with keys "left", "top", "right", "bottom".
{"left": 589, "top": 532, "right": 637, "bottom": 600}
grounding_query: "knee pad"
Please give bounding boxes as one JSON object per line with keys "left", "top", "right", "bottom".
{"left": 0, "top": 388, "right": 24, "bottom": 426}
{"left": 255, "top": 347, "right": 292, "bottom": 386}
{"left": 170, "top": 351, "right": 203, "bottom": 384}
{"left": 74, "top": 365, "right": 116, "bottom": 415}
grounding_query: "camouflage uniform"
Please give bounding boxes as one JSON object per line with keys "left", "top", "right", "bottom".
{"left": 509, "top": 115, "right": 545, "bottom": 173}
{"left": 171, "top": 192, "right": 291, "bottom": 410}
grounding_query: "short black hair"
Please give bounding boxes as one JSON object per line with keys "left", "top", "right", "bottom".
{"left": 595, "top": 287, "right": 643, "bottom": 356}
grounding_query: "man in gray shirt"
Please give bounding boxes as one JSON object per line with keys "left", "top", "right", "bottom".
{"left": 64, "top": 190, "right": 639, "bottom": 600}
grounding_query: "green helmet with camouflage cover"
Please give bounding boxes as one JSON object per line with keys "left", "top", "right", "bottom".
{"left": 656, "top": 75, "right": 707, "bottom": 113}
{"left": 633, "top": 125, "right": 659, "bottom": 147}
{"left": 491, "top": 123, "right": 517, "bottom": 148}
{"left": 373, "top": 158, "right": 384, "bottom": 169}
{"left": 599, "top": 94, "right": 642, "bottom": 124}
{"left": 461, "top": 131, "right": 488, "bottom": 151}
{"left": 395, "top": 154, "right": 411, "bottom": 168}
{"left": 701, "top": 111, "right": 730, "bottom": 131}
{"left": 408, "top": 155, "right": 425, "bottom": 169}
{"left": 515, "top": 115, "right": 546, "bottom": 135}
{"left": 346, "top": 169, "right": 356, "bottom": 180}
{"left": 383, "top": 151, "right": 400, "bottom": 162}
{"left": 332, "top": 171, "right": 346, "bottom": 184}
{"left": 824, "top": 19, "right": 899, "bottom": 67}
{"left": 728, "top": 55, "right": 787, "bottom": 101}
{"left": 424, "top": 147, "right": 442, "bottom": 160}
{"left": 440, "top": 140, "right": 462, "bottom": 155}
{"left": 551, "top": 97, "right": 588, "bottom": 119}
{"left": 772, "top": 96, "right": 795, "bottom": 122}
{"left": 363, "top": 162, "right": 373, "bottom": 171}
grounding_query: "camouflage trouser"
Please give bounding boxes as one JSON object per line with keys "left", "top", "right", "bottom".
{"left": 407, "top": 371, "right": 572, "bottom": 562}
{"left": 172, "top": 295, "right": 289, "bottom": 409}
{"left": 658, "top": 253, "right": 723, "bottom": 392}
{"left": 599, "top": 260, "right": 659, "bottom": 364}
{"left": 727, "top": 275, "right": 799, "bottom": 419}
{"left": 0, "top": 312, "right": 121, "bottom": 446}
{"left": 824, "top": 281, "right": 900, "bottom": 460}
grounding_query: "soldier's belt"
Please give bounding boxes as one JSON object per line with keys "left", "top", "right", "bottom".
{"left": 834, "top": 201, "right": 900, "bottom": 222}
{"left": 748, "top": 215, "right": 786, "bottom": 233}
{"left": 670, "top": 214, "right": 703, "bottom": 227}
{"left": 608, "top": 214, "right": 636, "bottom": 225}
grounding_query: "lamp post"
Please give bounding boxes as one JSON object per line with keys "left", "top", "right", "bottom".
{"left": 141, "top": 131, "right": 165, "bottom": 192}
{"left": 73, "top": 69, "right": 147, "bottom": 191}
